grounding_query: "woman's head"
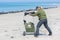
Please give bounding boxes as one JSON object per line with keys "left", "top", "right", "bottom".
{"left": 36, "top": 6, "right": 42, "bottom": 10}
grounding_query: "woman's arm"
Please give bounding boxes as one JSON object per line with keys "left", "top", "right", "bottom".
{"left": 29, "top": 12, "right": 37, "bottom": 16}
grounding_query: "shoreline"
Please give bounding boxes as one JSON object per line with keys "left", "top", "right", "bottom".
{"left": 0, "top": 6, "right": 57, "bottom": 15}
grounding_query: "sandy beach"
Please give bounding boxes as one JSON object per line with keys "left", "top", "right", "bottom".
{"left": 0, "top": 7, "right": 60, "bottom": 40}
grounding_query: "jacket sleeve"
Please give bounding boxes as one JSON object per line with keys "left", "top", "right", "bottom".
{"left": 30, "top": 12, "right": 37, "bottom": 16}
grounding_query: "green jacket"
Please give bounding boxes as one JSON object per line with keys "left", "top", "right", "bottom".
{"left": 31, "top": 9, "right": 47, "bottom": 20}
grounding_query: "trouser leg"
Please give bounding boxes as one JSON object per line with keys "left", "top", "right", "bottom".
{"left": 44, "top": 19, "right": 52, "bottom": 35}
{"left": 35, "top": 20, "right": 43, "bottom": 36}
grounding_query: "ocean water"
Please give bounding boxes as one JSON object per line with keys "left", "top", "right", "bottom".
{"left": 0, "top": 2, "right": 60, "bottom": 12}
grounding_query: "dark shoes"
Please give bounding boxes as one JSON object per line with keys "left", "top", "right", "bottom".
{"left": 34, "top": 35, "right": 38, "bottom": 37}
{"left": 48, "top": 32, "right": 52, "bottom": 36}
{"left": 34, "top": 32, "right": 52, "bottom": 37}
{"left": 34, "top": 33, "right": 39, "bottom": 37}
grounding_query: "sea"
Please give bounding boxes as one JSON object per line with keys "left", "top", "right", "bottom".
{"left": 0, "top": 2, "right": 60, "bottom": 12}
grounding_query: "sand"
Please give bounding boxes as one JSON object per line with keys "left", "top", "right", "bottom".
{"left": 0, "top": 7, "right": 60, "bottom": 40}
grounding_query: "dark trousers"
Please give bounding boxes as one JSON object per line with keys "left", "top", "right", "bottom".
{"left": 35, "top": 19, "right": 52, "bottom": 35}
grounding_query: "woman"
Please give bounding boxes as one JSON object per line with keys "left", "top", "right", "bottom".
{"left": 30, "top": 6, "right": 52, "bottom": 37}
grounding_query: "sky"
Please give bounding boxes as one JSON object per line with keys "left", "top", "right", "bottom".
{"left": 0, "top": 0, "right": 60, "bottom": 2}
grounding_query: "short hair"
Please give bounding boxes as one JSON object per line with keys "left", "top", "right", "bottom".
{"left": 36, "top": 6, "right": 41, "bottom": 10}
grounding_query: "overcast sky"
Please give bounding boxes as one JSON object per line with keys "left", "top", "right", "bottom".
{"left": 0, "top": 0, "right": 60, "bottom": 2}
